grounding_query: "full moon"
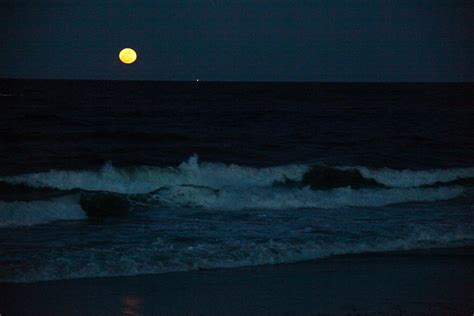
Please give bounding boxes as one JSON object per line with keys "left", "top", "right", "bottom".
{"left": 119, "top": 48, "right": 137, "bottom": 64}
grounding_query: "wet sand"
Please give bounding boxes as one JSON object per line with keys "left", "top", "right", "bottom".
{"left": 1, "top": 249, "right": 474, "bottom": 315}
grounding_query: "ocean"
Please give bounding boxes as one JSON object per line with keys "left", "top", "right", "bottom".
{"left": 0, "top": 80, "right": 473, "bottom": 283}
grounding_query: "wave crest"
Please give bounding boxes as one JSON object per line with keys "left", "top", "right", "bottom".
{"left": 0, "top": 195, "right": 85, "bottom": 227}
{"left": 0, "top": 156, "right": 471, "bottom": 222}
{"left": 3, "top": 156, "right": 474, "bottom": 193}
{"left": 0, "top": 155, "right": 308, "bottom": 194}
{"left": 355, "top": 166, "right": 474, "bottom": 188}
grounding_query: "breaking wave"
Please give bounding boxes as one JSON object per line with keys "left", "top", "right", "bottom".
{"left": 0, "top": 195, "right": 85, "bottom": 227}
{"left": 0, "top": 155, "right": 308, "bottom": 194}
{"left": 154, "top": 185, "right": 463, "bottom": 210}
{"left": 353, "top": 166, "right": 474, "bottom": 188}
{"left": 0, "top": 156, "right": 472, "bottom": 226}
{"left": 2, "top": 155, "right": 473, "bottom": 193}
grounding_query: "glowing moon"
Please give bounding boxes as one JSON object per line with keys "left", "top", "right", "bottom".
{"left": 119, "top": 48, "right": 137, "bottom": 64}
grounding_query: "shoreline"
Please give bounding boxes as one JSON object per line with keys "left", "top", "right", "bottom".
{"left": 1, "top": 248, "right": 473, "bottom": 315}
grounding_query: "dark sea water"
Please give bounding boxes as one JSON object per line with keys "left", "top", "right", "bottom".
{"left": 0, "top": 79, "right": 473, "bottom": 282}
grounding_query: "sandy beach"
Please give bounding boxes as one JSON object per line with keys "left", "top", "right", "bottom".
{"left": 1, "top": 249, "right": 473, "bottom": 315}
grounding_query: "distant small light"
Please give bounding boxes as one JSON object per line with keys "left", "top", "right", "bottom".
{"left": 196, "top": 78, "right": 200, "bottom": 82}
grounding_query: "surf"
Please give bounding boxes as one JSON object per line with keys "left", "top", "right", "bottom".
{"left": 0, "top": 156, "right": 472, "bottom": 226}
{"left": 2, "top": 155, "right": 474, "bottom": 193}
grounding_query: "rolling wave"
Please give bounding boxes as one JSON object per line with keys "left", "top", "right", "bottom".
{"left": 354, "top": 166, "right": 474, "bottom": 188}
{"left": 0, "top": 156, "right": 472, "bottom": 226}
{"left": 2, "top": 155, "right": 473, "bottom": 193}
{"left": 0, "top": 195, "right": 85, "bottom": 227}
{"left": 0, "top": 186, "right": 465, "bottom": 227}
{"left": 0, "top": 155, "right": 308, "bottom": 194}
{"left": 153, "top": 185, "right": 464, "bottom": 210}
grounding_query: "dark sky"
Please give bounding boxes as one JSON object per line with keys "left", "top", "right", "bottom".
{"left": 1, "top": 0, "right": 473, "bottom": 81}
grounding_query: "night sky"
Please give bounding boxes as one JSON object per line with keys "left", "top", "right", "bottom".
{"left": 1, "top": 0, "right": 473, "bottom": 81}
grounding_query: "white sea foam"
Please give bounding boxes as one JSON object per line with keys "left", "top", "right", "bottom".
{"left": 353, "top": 166, "right": 474, "bottom": 188}
{"left": 0, "top": 195, "right": 85, "bottom": 227}
{"left": 0, "top": 185, "right": 464, "bottom": 228}
{"left": 0, "top": 155, "right": 308, "bottom": 194}
{"left": 154, "top": 185, "right": 464, "bottom": 210}
{"left": 0, "top": 156, "right": 470, "bottom": 219}
{"left": 4, "top": 227, "right": 473, "bottom": 283}
{"left": 3, "top": 156, "right": 474, "bottom": 194}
